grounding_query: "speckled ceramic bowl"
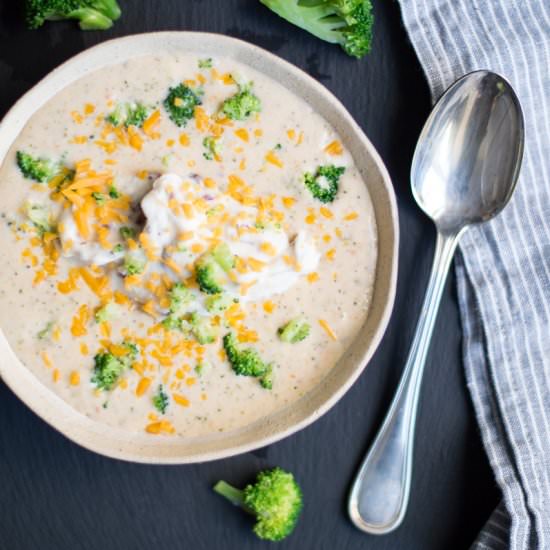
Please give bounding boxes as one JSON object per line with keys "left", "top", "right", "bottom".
{"left": 0, "top": 32, "right": 398, "bottom": 463}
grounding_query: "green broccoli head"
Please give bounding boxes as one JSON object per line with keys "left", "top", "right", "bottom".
{"left": 94, "top": 301, "right": 119, "bottom": 323}
{"left": 123, "top": 251, "right": 146, "bottom": 276}
{"left": 221, "top": 83, "right": 261, "bottom": 121}
{"left": 304, "top": 165, "right": 345, "bottom": 203}
{"left": 163, "top": 84, "right": 202, "bottom": 127}
{"left": 152, "top": 385, "right": 169, "bottom": 414}
{"left": 106, "top": 102, "right": 150, "bottom": 128}
{"left": 92, "top": 342, "right": 137, "bottom": 391}
{"left": 214, "top": 467, "right": 303, "bottom": 541}
{"left": 190, "top": 312, "right": 218, "bottom": 344}
{"left": 278, "top": 317, "right": 311, "bottom": 343}
{"left": 168, "top": 283, "right": 194, "bottom": 316}
{"left": 260, "top": 0, "right": 373, "bottom": 58}
{"left": 205, "top": 293, "right": 237, "bottom": 314}
{"left": 119, "top": 226, "right": 136, "bottom": 240}
{"left": 223, "top": 332, "right": 272, "bottom": 385}
{"left": 24, "top": 202, "right": 54, "bottom": 235}
{"left": 16, "top": 151, "right": 58, "bottom": 183}
{"left": 25, "top": 0, "right": 121, "bottom": 30}
{"left": 203, "top": 136, "right": 222, "bottom": 161}
{"left": 195, "top": 243, "right": 235, "bottom": 294}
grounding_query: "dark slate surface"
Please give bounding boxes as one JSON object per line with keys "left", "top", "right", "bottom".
{"left": 0, "top": 1, "right": 500, "bottom": 548}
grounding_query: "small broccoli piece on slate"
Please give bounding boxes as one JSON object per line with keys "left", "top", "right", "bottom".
{"left": 163, "top": 84, "right": 202, "bottom": 127}
{"left": 95, "top": 302, "right": 119, "bottom": 323}
{"left": 152, "top": 385, "right": 169, "bottom": 414}
{"left": 25, "top": 0, "right": 121, "bottom": 30}
{"left": 278, "top": 317, "right": 311, "bottom": 343}
{"left": 190, "top": 312, "right": 218, "bottom": 344}
{"left": 16, "top": 151, "right": 58, "bottom": 183}
{"left": 221, "top": 82, "right": 261, "bottom": 121}
{"left": 214, "top": 467, "right": 303, "bottom": 541}
{"left": 105, "top": 102, "right": 150, "bottom": 128}
{"left": 195, "top": 243, "right": 235, "bottom": 294}
{"left": 92, "top": 341, "right": 138, "bottom": 391}
{"left": 223, "top": 332, "right": 273, "bottom": 388}
{"left": 303, "top": 165, "right": 345, "bottom": 203}
{"left": 259, "top": 0, "right": 373, "bottom": 58}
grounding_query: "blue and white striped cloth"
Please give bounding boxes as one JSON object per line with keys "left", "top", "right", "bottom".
{"left": 396, "top": 1, "right": 550, "bottom": 548}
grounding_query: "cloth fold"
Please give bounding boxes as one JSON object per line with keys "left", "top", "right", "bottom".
{"left": 396, "top": 1, "right": 550, "bottom": 548}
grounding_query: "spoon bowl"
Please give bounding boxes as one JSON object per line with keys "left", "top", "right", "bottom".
{"left": 349, "top": 70, "right": 524, "bottom": 534}
{"left": 412, "top": 71, "right": 524, "bottom": 234}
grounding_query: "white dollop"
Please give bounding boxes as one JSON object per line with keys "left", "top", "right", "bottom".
{"left": 141, "top": 173, "right": 207, "bottom": 250}
{"left": 232, "top": 230, "right": 320, "bottom": 302}
{"left": 58, "top": 208, "right": 124, "bottom": 266}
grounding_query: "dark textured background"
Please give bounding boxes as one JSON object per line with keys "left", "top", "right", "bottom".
{"left": 0, "top": 1, "right": 500, "bottom": 548}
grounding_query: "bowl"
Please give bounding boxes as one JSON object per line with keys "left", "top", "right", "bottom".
{"left": 0, "top": 32, "right": 398, "bottom": 463}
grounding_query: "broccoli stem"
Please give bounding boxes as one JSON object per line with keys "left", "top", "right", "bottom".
{"left": 213, "top": 481, "right": 246, "bottom": 507}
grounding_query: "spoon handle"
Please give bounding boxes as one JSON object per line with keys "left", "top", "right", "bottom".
{"left": 348, "top": 230, "right": 460, "bottom": 534}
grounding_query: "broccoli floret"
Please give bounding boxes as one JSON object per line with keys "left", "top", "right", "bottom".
{"left": 95, "top": 301, "right": 119, "bottom": 323}
{"left": 303, "top": 165, "right": 345, "bottom": 203}
{"left": 168, "top": 283, "right": 194, "bottom": 316}
{"left": 112, "top": 243, "right": 124, "bottom": 253}
{"left": 37, "top": 321, "right": 54, "bottom": 340}
{"left": 214, "top": 467, "right": 303, "bottom": 541}
{"left": 205, "top": 293, "right": 237, "bottom": 314}
{"left": 195, "top": 243, "right": 235, "bottom": 294}
{"left": 221, "top": 82, "right": 261, "bottom": 121}
{"left": 152, "top": 385, "right": 169, "bottom": 414}
{"left": 163, "top": 84, "right": 202, "bottom": 127}
{"left": 195, "top": 361, "right": 209, "bottom": 376}
{"left": 198, "top": 58, "right": 213, "bottom": 69}
{"left": 119, "top": 226, "right": 136, "bottom": 240}
{"left": 92, "top": 342, "right": 137, "bottom": 391}
{"left": 108, "top": 184, "right": 120, "bottom": 198}
{"left": 161, "top": 314, "right": 184, "bottom": 331}
{"left": 16, "top": 151, "right": 58, "bottom": 183}
{"left": 24, "top": 203, "right": 54, "bottom": 235}
{"left": 223, "top": 333, "right": 272, "bottom": 387}
{"left": 278, "top": 317, "right": 311, "bottom": 343}
{"left": 203, "top": 136, "right": 222, "bottom": 161}
{"left": 92, "top": 191, "right": 106, "bottom": 205}
{"left": 260, "top": 0, "right": 373, "bottom": 58}
{"left": 106, "top": 102, "right": 150, "bottom": 128}
{"left": 190, "top": 312, "right": 218, "bottom": 344}
{"left": 123, "top": 252, "right": 146, "bottom": 276}
{"left": 25, "top": 0, "right": 121, "bottom": 30}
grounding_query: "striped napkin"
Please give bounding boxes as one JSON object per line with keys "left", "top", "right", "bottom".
{"left": 396, "top": 1, "right": 550, "bottom": 548}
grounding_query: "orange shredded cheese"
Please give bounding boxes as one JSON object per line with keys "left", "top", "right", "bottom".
{"left": 307, "top": 272, "right": 320, "bottom": 283}
{"left": 265, "top": 150, "right": 283, "bottom": 168}
{"left": 320, "top": 206, "right": 333, "bottom": 219}
{"left": 136, "top": 377, "right": 152, "bottom": 397}
{"left": 344, "top": 212, "right": 359, "bottom": 221}
{"left": 282, "top": 196, "right": 296, "bottom": 208}
{"left": 234, "top": 128, "right": 249, "bottom": 142}
{"left": 179, "top": 133, "right": 190, "bottom": 146}
{"left": 326, "top": 248, "right": 336, "bottom": 261}
{"left": 41, "top": 351, "right": 53, "bottom": 369}
{"left": 263, "top": 301, "right": 276, "bottom": 313}
{"left": 173, "top": 393, "right": 190, "bottom": 407}
{"left": 324, "top": 140, "right": 343, "bottom": 155}
{"left": 69, "top": 371, "right": 80, "bottom": 386}
{"left": 145, "top": 420, "right": 176, "bottom": 434}
{"left": 319, "top": 319, "right": 337, "bottom": 340}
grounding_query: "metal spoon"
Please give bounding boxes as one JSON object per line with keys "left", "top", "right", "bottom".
{"left": 348, "top": 70, "right": 524, "bottom": 534}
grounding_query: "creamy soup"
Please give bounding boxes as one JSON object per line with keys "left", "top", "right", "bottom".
{"left": 0, "top": 54, "right": 377, "bottom": 437}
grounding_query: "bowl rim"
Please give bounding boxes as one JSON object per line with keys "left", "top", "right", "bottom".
{"left": 0, "top": 31, "right": 399, "bottom": 463}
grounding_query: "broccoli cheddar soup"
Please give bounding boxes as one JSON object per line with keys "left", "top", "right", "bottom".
{"left": 0, "top": 54, "right": 377, "bottom": 437}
